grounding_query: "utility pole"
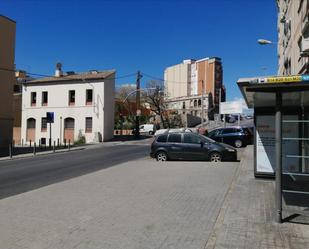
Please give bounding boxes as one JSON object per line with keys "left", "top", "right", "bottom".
{"left": 218, "top": 88, "right": 221, "bottom": 125}
{"left": 135, "top": 71, "right": 142, "bottom": 137}
{"left": 201, "top": 80, "right": 205, "bottom": 126}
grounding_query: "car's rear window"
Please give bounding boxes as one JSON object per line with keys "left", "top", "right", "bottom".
{"left": 183, "top": 133, "right": 201, "bottom": 144}
{"left": 157, "top": 134, "right": 167, "bottom": 143}
{"left": 167, "top": 133, "right": 182, "bottom": 143}
{"left": 221, "top": 128, "right": 234, "bottom": 134}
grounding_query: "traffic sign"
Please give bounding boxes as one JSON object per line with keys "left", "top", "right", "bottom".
{"left": 46, "top": 112, "right": 54, "bottom": 123}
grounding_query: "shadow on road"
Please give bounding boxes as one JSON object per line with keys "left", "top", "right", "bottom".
{"left": 0, "top": 144, "right": 149, "bottom": 200}
{"left": 108, "top": 135, "right": 152, "bottom": 142}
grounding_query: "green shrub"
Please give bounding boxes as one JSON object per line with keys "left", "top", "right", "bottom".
{"left": 74, "top": 130, "right": 86, "bottom": 145}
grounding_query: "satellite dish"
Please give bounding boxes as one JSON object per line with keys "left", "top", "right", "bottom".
{"left": 56, "top": 62, "right": 62, "bottom": 70}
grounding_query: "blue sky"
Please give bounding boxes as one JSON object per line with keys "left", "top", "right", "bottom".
{"left": 1, "top": 0, "right": 278, "bottom": 101}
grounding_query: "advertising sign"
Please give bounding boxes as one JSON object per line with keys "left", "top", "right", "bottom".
{"left": 256, "top": 115, "right": 299, "bottom": 175}
{"left": 257, "top": 75, "right": 309, "bottom": 84}
{"left": 220, "top": 101, "right": 242, "bottom": 114}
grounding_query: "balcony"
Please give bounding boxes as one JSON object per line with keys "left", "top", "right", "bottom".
{"left": 301, "top": 38, "right": 309, "bottom": 53}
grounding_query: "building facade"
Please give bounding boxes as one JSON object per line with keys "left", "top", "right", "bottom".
{"left": 0, "top": 15, "right": 16, "bottom": 147}
{"left": 164, "top": 57, "right": 225, "bottom": 119}
{"left": 277, "top": 0, "right": 309, "bottom": 75}
{"left": 13, "top": 70, "right": 32, "bottom": 145}
{"left": 164, "top": 59, "right": 193, "bottom": 99}
{"left": 21, "top": 68, "right": 115, "bottom": 145}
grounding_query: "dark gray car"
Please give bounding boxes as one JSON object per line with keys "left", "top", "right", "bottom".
{"left": 150, "top": 132, "right": 237, "bottom": 162}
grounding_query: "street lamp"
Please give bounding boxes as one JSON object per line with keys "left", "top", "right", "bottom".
{"left": 122, "top": 87, "right": 157, "bottom": 137}
{"left": 258, "top": 39, "right": 275, "bottom": 45}
{"left": 122, "top": 88, "right": 157, "bottom": 103}
{"left": 258, "top": 38, "right": 282, "bottom": 75}
{"left": 258, "top": 39, "right": 274, "bottom": 45}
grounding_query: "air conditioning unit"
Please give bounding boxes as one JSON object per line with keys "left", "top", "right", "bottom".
{"left": 280, "top": 13, "right": 286, "bottom": 23}
{"left": 301, "top": 38, "right": 309, "bottom": 52}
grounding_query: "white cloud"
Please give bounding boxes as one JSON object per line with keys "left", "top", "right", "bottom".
{"left": 232, "top": 97, "right": 254, "bottom": 114}
{"left": 233, "top": 97, "right": 248, "bottom": 110}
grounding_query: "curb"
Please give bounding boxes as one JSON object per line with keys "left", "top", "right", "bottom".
{"left": 204, "top": 147, "right": 248, "bottom": 249}
{"left": 0, "top": 147, "right": 86, "bottom": 162}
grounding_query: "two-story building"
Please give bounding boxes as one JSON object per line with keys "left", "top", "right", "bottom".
{"left": 21, "top": 66, "right": 115, "bottom": 145}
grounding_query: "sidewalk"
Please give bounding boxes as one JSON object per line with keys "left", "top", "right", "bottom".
{"left": 0, "top": 145, "right": 89, "bottom": 161}
{"left": 205, "top": 145, "right": 309, "bottom": 249}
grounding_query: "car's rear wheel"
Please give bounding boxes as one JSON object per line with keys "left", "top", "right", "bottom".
{"left": 234, "top": 139, "right": 243, "bottom": 148}
{"left": 156, "top": 151, "right": 168, "bottom": 162}
{"left": 209, "top": 152, "right": 222, "bottom": 162}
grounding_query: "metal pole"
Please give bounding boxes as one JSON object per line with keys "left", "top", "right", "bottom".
{"left": 60, "top": 116, "right": 62, "bottom": 146}
{"left": 218, "top": 88, "right": 221, "bottom": 126}
{"left": 135, "top": 71, "right": 141, "bottom": 137}
{"left": 201, "top": 80, "right": 205, "bottom": 126}
{"left": 53, "top": 141, "right": 55, "bottom": 153}
{"left": 33, "top": 142, "right": 36, "bottom": 156}
{"left": 9, "top": 144, "right": 12, "bottom": 159}
{"left": 49, "top": 122, "right": 52, "bottom": 148}
{"left": 275, "top": 92, "right": 282, "bottom": 223}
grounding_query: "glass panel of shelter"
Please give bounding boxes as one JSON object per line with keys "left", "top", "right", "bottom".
{"left": 281, "top": 91, "right": 309, "bottom": 215}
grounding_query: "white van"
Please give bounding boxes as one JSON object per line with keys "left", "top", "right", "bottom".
{"left": 139, "top": 124, "right": 155, "bottom": 135}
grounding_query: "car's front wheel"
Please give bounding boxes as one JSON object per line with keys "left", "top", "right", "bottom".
{"left": 156, "top": 151, "right": 168, "bottom": 162}
{"left": 209, "top": 152, "right": 222, "bottom": 162}
{"left": 234, "top": 139, "right": 243, "bottom": 148}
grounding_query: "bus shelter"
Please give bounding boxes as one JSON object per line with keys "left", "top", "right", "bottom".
{"left": 238, "top": 75, "right": 309, "bottom": 223}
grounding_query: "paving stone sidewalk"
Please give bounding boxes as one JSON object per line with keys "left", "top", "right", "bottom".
{"left": 205, "top": 145, "right": 309, "bottom": 249}
{"left": 0, "top": 159, "right": 238, "bottom": 249}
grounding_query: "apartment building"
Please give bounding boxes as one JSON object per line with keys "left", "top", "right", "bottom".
{"left": 21, "top": 66, "right": 115, "bottom": 145}
{"left": 164, "top": 59, "right": 193, "bottom": 99}
{"left": 277, "top": 0, "right": 309, "bottom": 75}
{"left": 164, "top": 57, "right": 225, "bottom": 118}
{"left": 0, "top": 15, "right": 16, "bottom": 147}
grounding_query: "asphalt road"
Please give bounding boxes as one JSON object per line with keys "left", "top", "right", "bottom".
{"left": 0, "top": 144, "right": 149, "bottom": 200}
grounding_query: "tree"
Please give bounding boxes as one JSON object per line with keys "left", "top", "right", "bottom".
{"left": 144, "top": 80, "right": 170, "bottom": 129}
{"left": 208, "top": 92, "right": 214, "bottom": 120}
{"left": 115, "top": 84, "right": 136, "bottom": 117}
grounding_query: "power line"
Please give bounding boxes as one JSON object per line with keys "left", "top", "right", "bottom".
{"left": 0, "top": 67, "right": 51, "bottom": 77}
{"left": 142, "top": 72, "right": 189, "bottom": 84}
{"left": 0, "top": 67, "right": 137, "bottom": 80}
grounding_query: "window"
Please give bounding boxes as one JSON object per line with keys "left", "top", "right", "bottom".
{"left": 221, "top": 128, "right": 235, "bottom": 134}
{"left": 208, "top": 130, "right": 218, "bottom": 137}
{"left": 157, "top": 134, "right": 167, "bottom": 143}
{"left": 85, "top": 117, "right": 92, "bottom": 133}
{"left": 42, "top": 91, "right": 48, "bottom": 106}
{"left": 167, "top": 133, "right": 181, "bottom": 143}
{"left": 69, "top": 90, "right": 75, "bottom": 105}
{"left": 183, "top": 134, "right": 201, "bottom": 144}
{"left": 41, "top": 117, "right": 47, "bottom": 132}
{"left": 31, "top": 92, "right": 36, "bottom": 106}
{"left": 86, "top": 89, "right": 93, "bottom": 105}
